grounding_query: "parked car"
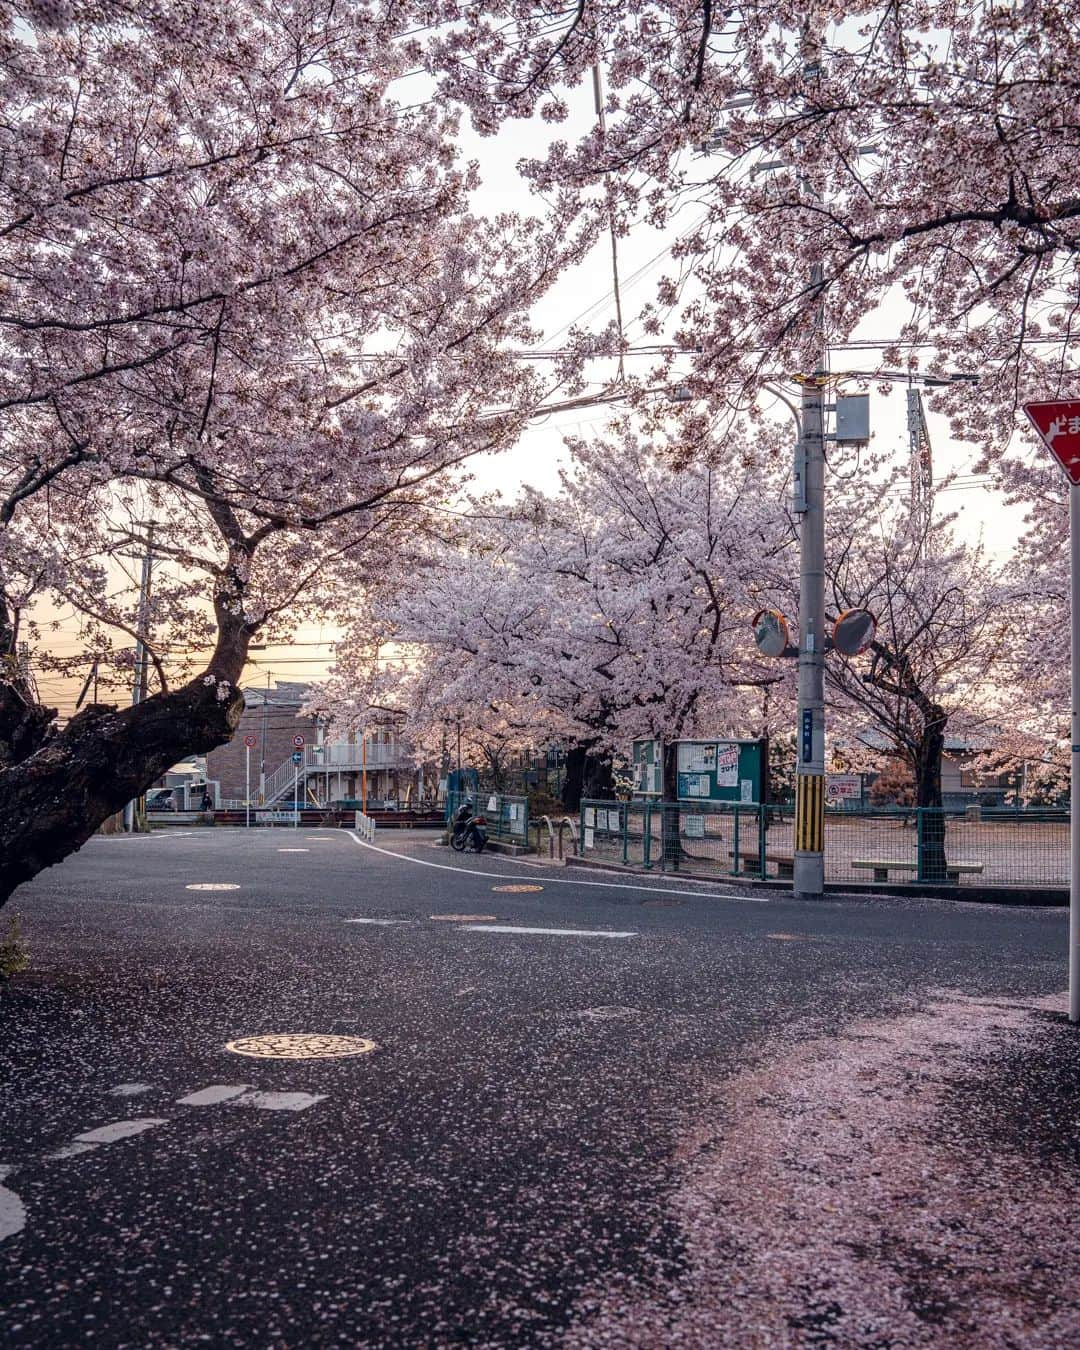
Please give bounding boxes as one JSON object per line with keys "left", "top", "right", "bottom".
{"left": 146, "top": 788, "right": 177, "bottom": 811}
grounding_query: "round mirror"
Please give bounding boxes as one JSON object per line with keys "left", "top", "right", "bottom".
{"left": 833, "top": 608, "right": 877, "bottom": 656}
{"left": 752, "top": 608, "right": 790, "bottom": 658}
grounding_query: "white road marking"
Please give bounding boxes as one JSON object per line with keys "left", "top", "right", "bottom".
{"left": 177, "top": 1084, "right": 250, "bottom": 1107}
{"left": 277, "top": 847, "right": 309, "bottom": 852}
{"left": 343, "top": 917, "right": 411, "bottom": 926}
{"left": 458, "top": 924, "right": 637, "bottom": 939}
{"left": 75, "top": 1118, "right": 168, "bottom": 1144}
{"left": 45, "top": 1142, "right": 100, "bottom": 1161}
{"left": 110, "top": 1083, "right": 153, "bottom": 1096}
{"left": 186, "top": 883, "right": 241, "bottom": 891}
{"left": 235, "top": 1091, "right": 326, "bottom": 1112}
{"left": 347, "top": 832, "right": 769, "bottom": 902}
{"left": 0, "top": 1171, "right": 25, "bottom": 1242}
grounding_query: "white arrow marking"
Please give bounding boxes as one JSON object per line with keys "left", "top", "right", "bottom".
{"left": 75, "top": 1118, "right": 168, "bottom": 1144}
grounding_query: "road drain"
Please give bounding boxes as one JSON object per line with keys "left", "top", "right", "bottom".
{"left": 225, "top": 1034, "right": 377, "bottom": 1059}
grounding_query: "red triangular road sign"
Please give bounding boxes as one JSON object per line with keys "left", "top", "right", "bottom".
{"left": 1024, "top": 399, "right": 1080, "bottom": 484}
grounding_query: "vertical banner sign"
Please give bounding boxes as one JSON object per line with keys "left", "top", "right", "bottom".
{"left": 800, "top": 708, "right": 813, "bottom": 765}
{"left": 1023, "top": 400, "right": 1080, "bottom": 1024}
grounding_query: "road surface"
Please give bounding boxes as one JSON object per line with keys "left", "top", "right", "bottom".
{"left": 1, "top": 828, "right": 1077, "bottom": 1346}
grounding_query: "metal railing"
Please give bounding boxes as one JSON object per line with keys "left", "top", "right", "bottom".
{"left": 579, "top": 799, "right": 1069, "bottom": 888}
{"left": 447, "top": 790, "right": 530, "bottom": 845}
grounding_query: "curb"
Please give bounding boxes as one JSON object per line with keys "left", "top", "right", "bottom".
{"left": 564, "top": 855, "right": 1067, "bottom": 907}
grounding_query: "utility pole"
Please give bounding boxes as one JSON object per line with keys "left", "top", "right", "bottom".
{"left": 792, "top": 22, "right": 827, "bottom": 900}
{"left": 123, "top": 525, "right": 155, "bottom": 833}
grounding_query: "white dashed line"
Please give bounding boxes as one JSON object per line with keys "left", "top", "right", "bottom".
{"left": 235, "top": 1091, "right": 326, "bottom": 1112}
{"left": 458, "top": 924, "right": 637, "bottom": 939}
{"left": 110, "top": 1083, "right": 153, "bottom": 1097}
{"left": 343, "top": 917, "right": 411, "bottom": 926}
{"left": 0, "top": 1168, "right": 25, "bottom": 1242}
{"left": 346, "top": 832, "right": 769, "bottom": 902}
{"left": 75, "top": 1118, "right": 168, "bottom": 1144}
{"left": 45, "top": 1142, "right": 100, "bottom": 1161}
{"left": 177, "top": 1084, "right": 250, "bottom": 1107}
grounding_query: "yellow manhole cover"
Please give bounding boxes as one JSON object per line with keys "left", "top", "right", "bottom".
{"left": 186, "top": 883, "right": 241, "bottom": 891}
{"left": 430, "top": 913, "right": 498, "bottom": 922}
{"left": 225, "top": 1034, "right": 377, "bottom": 1059}
{"left": 767, "top": 933, "right": 809, "bottom": 942}
{"left": 492, "top": 884, "right": 544, "bottom": 893}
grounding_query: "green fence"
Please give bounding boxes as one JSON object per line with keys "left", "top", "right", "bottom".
{"left": 579, "top": 800, "right": 1069, "bottom": 888}
{"left": 447, "top": 789, "right": 530, "bottom": 845}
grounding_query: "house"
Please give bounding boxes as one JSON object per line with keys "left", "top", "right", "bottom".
{"left": 205, "top": 681, "right": 434, "bottom": 808}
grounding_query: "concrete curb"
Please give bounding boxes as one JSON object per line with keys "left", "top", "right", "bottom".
{"left": 564, "top": 854, "right": 1067, "bottom": 907}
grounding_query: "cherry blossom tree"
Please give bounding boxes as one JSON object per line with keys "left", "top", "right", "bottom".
{"left": 0, "top": 0, "right": 587, "bottom": 902}
{"left": 321, "top": 411, "right": 794, "bottom": 808}
{"left": 426, "top": 1, "right": 1079, "bottom": 439}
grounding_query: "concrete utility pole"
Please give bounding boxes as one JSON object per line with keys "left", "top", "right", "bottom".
{"left": 792, "top": 23, "right": 827, "bottom": 900}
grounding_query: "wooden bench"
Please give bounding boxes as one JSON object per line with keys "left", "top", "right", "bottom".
{"left": 852, "top": 858, "right": 984, "bottom": 884}
{"left": 730, "top": 850, "right": 795, "bottom": 880}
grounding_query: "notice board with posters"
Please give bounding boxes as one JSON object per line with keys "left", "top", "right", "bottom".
{"left": 675, "top": 739, "right": 765, "bottom": 804}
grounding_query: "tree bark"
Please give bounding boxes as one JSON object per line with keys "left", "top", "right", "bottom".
{"left": 0, "top": 624, "right": 249, "bottom": 906}
{"left": 661, "top": 741, "right": 681, "bottom": 871}
{"left": 914, "top": 705, "right": 948, "bottom": 882}
{"left": 561, "top": 743, "right": 613, "bottom": 812}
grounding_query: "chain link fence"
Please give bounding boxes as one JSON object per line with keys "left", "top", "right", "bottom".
{"left": 447, "top": 789, "right": 530, "bottom": 845}
{"left": 579, "top": 800, "right": 1068, "bottom": 887}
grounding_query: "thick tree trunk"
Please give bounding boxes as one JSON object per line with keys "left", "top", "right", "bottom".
{"left": 561, "top": 743, "right": 613, "bottom": 813}
{"left": 914, "top": 708, "right": 948, "bottom": 882}
{"left": 0, "top": 627, "right": 249, "bottom": 905}
{"left": 661, "top": 742, "right": 680, "bottom": 871}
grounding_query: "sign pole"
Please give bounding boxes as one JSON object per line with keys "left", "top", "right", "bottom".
{"left": 1072, "top": 484, "right": 1080, "bottom": 1022}
{"left": 1023, "top": 399, "right": 1080, "bottom": 1024}
{"left": 294, "top": 760, "right": 299, "bottom": 828}
{"left": 245, "top": 746, "right": 250, "bottom": 830}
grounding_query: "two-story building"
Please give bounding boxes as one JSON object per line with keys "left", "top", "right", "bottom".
{"left": 206, "top": 681, "right": 433, "bottom": 808}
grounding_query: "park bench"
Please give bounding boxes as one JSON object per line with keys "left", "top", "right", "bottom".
{"left": 730, "top": 850, "right": 795, "bottom": 879}
{"left": 851, "top": 858, "right": 984, "bottom": 884}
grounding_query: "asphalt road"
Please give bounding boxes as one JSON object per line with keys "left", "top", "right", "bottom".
{"left": 1, "top": 827, "right": 1076, "bottom": 1347}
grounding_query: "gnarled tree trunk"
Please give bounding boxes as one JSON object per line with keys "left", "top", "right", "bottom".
{"left": 0, "top": 620, "right": 249, "bottom": 906}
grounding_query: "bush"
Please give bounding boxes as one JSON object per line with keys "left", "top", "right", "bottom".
{"left": 0, "top": 913, "right": 28, "bottom": 982}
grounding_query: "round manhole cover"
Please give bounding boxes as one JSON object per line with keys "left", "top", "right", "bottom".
{"left": 225, "top": 1033, "right": 377, "bottom": 1059}
{"left": 430, "top": 913, "right": 498, "bottom": 922}
{"left": 767, "top": 933, "right": 809, "bottom": 942}
{"left": 492, "top": 884, "right": 544, "bottom": 893}
{"left": 186, "top": 883, "right": 241, "bottom": 891}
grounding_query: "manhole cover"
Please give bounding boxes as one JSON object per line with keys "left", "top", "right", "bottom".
{"left": 767, "top": 933, "right": 809, "bottom": 942}
{"left": 225, "top": 1034, "right": 377, "bottom": 1059}
{"left": 492, "top": 884, "right": 544, "bottom": 893}
{"left": 186, "top": 883, "right": 241, "bottom": 891}
{"left": 641, "top": 898, "right": 682, "bottom": 907}
{"left": 430, "top": 913, "right": 498, "bottom": 922}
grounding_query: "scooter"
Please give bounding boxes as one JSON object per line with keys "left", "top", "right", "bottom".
{"left": 449, "top": 802, "right": 489, "bottom": 853}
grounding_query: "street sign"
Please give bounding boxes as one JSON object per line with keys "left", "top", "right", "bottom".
{"left": 291, "top": 750, "right": 303, "bottom": 765}
{"left": 1023, "top": 399, "right": 1080, "bottom": 483}
{"left": 243, "top": 735, "right": 257, "bottom": 748}
{"left": 292, "top": 734, "right": 305, "bottom": 748}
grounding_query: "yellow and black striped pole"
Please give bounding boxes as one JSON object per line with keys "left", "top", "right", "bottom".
{"left": 795, "top": 772, "right": 825, "bottom": 854}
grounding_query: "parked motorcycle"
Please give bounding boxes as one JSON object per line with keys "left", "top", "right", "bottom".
{"left": 450, "top": 801, "right": 489, "bottom": 853}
